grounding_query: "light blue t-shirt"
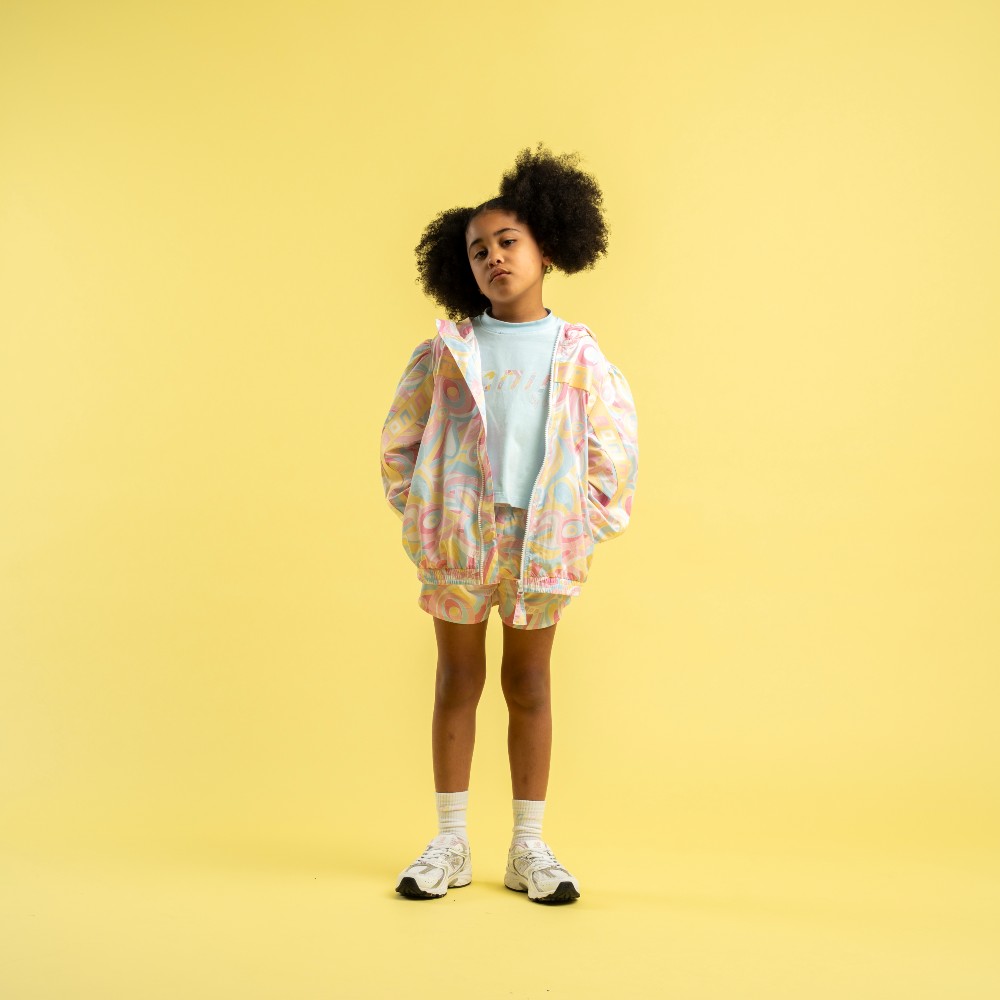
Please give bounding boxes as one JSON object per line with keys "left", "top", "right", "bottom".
{"left": 471, "top": 308, "right": 562, "bottom": 509}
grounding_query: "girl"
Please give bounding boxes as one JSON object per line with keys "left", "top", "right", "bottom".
{"left": 380, "top": 145, "right": 638, "bottom": 904}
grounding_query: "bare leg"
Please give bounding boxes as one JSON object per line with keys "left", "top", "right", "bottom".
{"left": 431, "top": 618, "right": 489, "bottom": 793}
{"left": 500, "top": 622, "right": 557, "bottom": 801}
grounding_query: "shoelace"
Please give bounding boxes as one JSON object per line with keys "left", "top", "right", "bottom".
{"left": 414, "top": 842, "right": 464, "bottom": 866}
{"left": 514, "top": 845, "right": 567, "bottom": 874}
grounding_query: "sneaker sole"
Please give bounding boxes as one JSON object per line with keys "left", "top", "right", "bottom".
{"left": 504, "top": 879, "right": 580, "bottom": 904}
{"left": 395, "top": 876, "right": 471, "bottom": 899}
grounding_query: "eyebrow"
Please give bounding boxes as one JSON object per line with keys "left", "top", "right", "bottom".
{"left": 467, "top": 227, "right": 521, "bottom": 251}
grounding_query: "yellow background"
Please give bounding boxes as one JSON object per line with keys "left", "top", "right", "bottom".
{"left": 2, "top": 1, "right": 998, "bottom": 996}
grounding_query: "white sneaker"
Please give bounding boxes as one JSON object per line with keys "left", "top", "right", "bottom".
{"left": 504, "top": 838, "right": 581, "bottom": 903}
{"left": 395, "top": 834, "right": 472, "bottom": 899}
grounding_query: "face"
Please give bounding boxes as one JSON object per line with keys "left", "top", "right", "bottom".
{"left": 465, "top": 209, "right": 552, "bottom": 317}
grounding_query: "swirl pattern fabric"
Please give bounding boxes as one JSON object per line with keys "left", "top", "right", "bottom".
{"left": 418, "top": 504, "right": 571, "bottom": 630}
{"left": 381, "top": 317, "right": 638, "bottom": 626}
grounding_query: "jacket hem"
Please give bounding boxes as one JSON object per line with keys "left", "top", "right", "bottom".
{"left": 521, "top": 577, "right": 582, "bottom": 596}
{"left": 416, "top": 569, "right": 489, "bottom": 586}
{"left": 416, "top": 570, "right": 582, "bottom": 597}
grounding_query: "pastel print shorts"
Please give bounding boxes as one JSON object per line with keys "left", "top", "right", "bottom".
{"left": 418, "top": 504, "right": 572, "bottom": 630}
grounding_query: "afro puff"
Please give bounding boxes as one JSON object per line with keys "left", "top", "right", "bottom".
{"left": 414, "top": 143, "right": 608, "bottom": 320}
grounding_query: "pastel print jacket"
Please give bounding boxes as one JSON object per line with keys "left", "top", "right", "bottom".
{"left": 380, "top": 316, "right": 638, "bottom": 625}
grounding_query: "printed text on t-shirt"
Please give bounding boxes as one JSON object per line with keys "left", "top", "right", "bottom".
{"left": 482, "top": 369, "right": 549, "bottom": 405}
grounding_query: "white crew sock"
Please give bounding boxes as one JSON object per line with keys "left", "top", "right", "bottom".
{"left": 512, "top": 798, "right": 545, "bottom": 843}
{"left": 435, "top": 790, "right": 469, "bottom": 842}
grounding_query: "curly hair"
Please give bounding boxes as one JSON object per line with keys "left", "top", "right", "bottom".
{"left": 414, "top": 144, "right": 608, "bottom": 320}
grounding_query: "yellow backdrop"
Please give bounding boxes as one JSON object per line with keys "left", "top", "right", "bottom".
{"left": 2, "top": 1, "right": 998, "bottom": 997}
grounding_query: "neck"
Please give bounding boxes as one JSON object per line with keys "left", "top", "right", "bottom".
{"left": 488, "top": 300, "right": 548, "bottom": 323}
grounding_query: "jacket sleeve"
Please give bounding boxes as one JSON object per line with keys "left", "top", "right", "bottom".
{"left": 380, "top": 339, "right": 434, "bottom": 519}
{"left": 586, "top": 359, "right": 638, "bottom": 543}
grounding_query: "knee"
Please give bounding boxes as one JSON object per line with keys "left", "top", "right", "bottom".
{"left": 501, "top": 666, "right": 551, "bottom": 713}
{"left": 435, "top": 657, "right": 486, "bottom": 709}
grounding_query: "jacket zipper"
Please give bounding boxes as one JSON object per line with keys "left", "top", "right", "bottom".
{"left": 476, "top": 440, "right": 486, "bottom": 582}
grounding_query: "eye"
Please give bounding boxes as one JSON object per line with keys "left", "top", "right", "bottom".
{"left": 474, "top": 249, "right": 486, "bottom": 260}
{"left": 501, "top": 239, "right": 515, "bottom": 246}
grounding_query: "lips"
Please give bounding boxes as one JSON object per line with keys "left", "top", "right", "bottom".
{"left": 489, "top": 270, "right": 510, "bottom": 283}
